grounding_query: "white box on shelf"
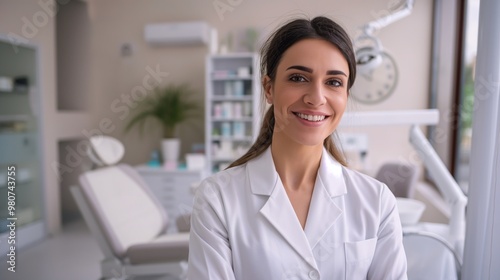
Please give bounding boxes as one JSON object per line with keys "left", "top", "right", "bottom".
{"left": 0, "top": 76, "right": 13, "bottom": 92}
{"left": 237, "top": 67, "right": 250, "bottom": 78}
{"left": 186, "top": 153, "right": 206, "bottom": 171}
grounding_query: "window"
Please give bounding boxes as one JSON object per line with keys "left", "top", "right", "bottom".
{"left": 454, "top": 0, "right": 480, "bottom": 194}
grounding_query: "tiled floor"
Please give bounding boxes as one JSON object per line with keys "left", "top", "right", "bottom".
{"left": 0, "top": 221, "right": 180, "bottom": 280}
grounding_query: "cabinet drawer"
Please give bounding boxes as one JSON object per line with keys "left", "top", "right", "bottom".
{"left": 157, "top": 193, "right": 176, "bottom": 205}
{"left": 142, "top": 175, "right": 175, "bottom": 187}
{"left": 141, "top": 175, "right": 198, "bottom": 194}
{"left": 162, "top": 204, "right": 176, "bottom": 215}
{"left": 149, "top": 184, "right": 176, "bottom": 196}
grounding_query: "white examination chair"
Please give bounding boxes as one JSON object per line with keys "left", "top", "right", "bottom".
{"left": 70, "top": 136, "right": 189, "bottom": 279}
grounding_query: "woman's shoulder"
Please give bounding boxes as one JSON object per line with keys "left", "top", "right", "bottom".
{"left": 207, "top": 164, "right": 248, "bottom": 185}
{"left": 341, "top": 166, "right": 395, "bottom": 201}
{"left": 195, "top": 164, "right": 248, "bottom": 197}
{"left": 342, "top": 166, "right": 383, "bottom": 186}
{"left": 339, "top": 166, "right": 398, "bottom": 224}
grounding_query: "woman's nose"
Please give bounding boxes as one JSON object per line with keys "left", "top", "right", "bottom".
{"left": 303, "top": 82, "right": 326, "bottom": 106}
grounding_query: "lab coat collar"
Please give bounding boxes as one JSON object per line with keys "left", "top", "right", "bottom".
{"left": 247, "top": 147, "right": 347, "bottom": 266}
{"left": 247, "top": 147, "right": 347, "bottom": 198}
{"left": 247, "top": 147, "right": 278, "bottom": 196}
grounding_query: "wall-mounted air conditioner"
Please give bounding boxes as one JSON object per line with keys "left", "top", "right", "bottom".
{"left": 144, "top": 21, "right": 211, "bottom": 46}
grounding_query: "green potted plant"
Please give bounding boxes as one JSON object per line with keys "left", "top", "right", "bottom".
{"left": 125, "top": 84, "right": 201, "bottom": 166}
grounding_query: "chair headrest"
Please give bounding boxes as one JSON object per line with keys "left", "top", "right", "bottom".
{"left": 87, "top": 136, "right": 125, "bottom": 166}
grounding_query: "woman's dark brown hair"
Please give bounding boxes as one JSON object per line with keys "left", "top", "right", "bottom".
{"left": 227, "top": 16, "right": 357, "bottom": 169}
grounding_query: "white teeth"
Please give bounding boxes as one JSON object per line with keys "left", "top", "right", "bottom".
{"left": 297, "top": 113, "right": 326, "bottom": 122}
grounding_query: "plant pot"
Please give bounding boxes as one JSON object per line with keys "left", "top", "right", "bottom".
{"left": 161, "top": 138, "right": 180, "bottom": 166}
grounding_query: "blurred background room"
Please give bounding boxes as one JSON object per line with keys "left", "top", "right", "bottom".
{"left": 1, "top": 0, "right": 499, "bottom": 279}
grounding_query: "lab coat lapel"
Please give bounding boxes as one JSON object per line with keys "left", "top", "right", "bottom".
{"left": 260, "top": 178, "right": 317, "bottom": 268}
{"left": 304, "top": 148, "right": 347, "bottom": 249}
{"left": 248, "top": 148, "right": 317, "bottom": 268}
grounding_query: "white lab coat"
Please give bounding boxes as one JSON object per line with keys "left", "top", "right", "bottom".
{"left": 188, "top": 147, "right": 407, "bottom": 280}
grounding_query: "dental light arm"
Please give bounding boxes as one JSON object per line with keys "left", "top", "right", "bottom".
{"left": 340, "top": 110, "right": 467, "bottom": 256}
{"left": 409, "top": 125, "right": 468, "bottom": 256}
{"left": 355, "top": 0, "right": 414, "bottom": 74}
{"left": 361, "top": 0, "right": 415, "bottom": 36}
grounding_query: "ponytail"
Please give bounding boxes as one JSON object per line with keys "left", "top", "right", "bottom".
{"left": 226, "top": 105, "right": 275, "bottom": 169}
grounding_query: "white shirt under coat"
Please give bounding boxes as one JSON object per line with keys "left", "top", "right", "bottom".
{"left": 188, "top": 147, "right": 408, "bottom": 279}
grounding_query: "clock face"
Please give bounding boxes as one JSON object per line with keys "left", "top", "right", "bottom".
{"left": 351, "top": 51, "right": 398, "bottom": 104}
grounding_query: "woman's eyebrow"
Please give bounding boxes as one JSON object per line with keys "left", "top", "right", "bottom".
{"left": 286, "top": 65, "right": 313, "bottom": 73}
{"left": 326, "top": 70, "right": 347, "bottom": 77}
{"left": 286, "top": 65, "right": 347, "bottom": 77}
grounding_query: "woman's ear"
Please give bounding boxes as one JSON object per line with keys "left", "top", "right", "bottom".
{"left": 262, "top": 76, "right": 273, "bottom": 104}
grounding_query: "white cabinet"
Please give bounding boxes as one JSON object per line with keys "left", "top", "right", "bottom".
{"left": 135, "top": 166, "right": 207, "bottom": 233}
{"left": 205, "top": 53, "right": 261, "bottom": 173}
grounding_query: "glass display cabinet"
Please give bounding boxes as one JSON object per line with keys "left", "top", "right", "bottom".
{"left": 0, "top": 38, "right": 46, "bottom": 255}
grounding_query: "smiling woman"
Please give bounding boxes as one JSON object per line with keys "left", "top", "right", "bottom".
{"left": 188, "top": 16, "right": 408, "bottom": 280}
{"left": 264, "top": 39, "right": 349, "bottom": 150}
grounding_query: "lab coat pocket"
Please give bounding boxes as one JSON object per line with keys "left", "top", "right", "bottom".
{"left": 345, "top": 238, "right": 377, "bottom": 280}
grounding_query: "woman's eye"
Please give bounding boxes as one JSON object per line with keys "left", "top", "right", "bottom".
{"left": 327, "top": 79, "right": 342, "bottom": 87}
{"left": 289, "top": 74, "right": 307, "bottom": 82}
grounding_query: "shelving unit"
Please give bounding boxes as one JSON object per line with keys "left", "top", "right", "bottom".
{"left": 0, "top": 38, "right": 46, "bottom": 256}
{"left": 205, "top": 53, "right": 261, "bottom": 173}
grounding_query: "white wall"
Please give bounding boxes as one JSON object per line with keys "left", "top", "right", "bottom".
{"left": 57, "top": 0, "right": 91, "bottom": 111}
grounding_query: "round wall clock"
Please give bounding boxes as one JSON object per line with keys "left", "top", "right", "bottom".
{"left": 350, "top": 49, "right": 399, "bottom": 104}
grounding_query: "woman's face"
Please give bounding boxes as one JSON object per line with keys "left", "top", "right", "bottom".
{"left": 264, "top": 38, "right": 349, "bottom": 147}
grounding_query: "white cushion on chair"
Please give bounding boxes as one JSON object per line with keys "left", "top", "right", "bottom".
{"left": 81, "top": 165, "right": 167, "bottom": 257}
{"left": 127, "top": 232, "right": 190, "bottom": 264}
